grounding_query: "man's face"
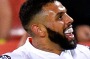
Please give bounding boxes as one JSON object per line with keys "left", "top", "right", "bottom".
{"left": 75, "top": 25, "right": 90, "bottom": 42}
{"left": 41, "top": 1, "right": 76, "bottom": 50}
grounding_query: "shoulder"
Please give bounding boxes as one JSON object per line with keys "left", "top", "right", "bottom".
{"left": 70, "top": 44, "right": 90, "bottom": 59}
{"left": 74, "top": 44, "right": 90, "bottom": 53}
{"left": 0, "top": 45, "right": 29, "bottom": 59}
{"left": 0, "top": 51, "right": 28, "bottom": 59}
{"left": 76, "top": 44, "right": 90, "bottom": 51}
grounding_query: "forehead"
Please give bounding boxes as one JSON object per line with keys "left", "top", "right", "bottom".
{"left": 42, "top": 1, "right": 66, "bottom": 13}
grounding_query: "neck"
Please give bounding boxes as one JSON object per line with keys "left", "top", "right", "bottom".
{"left": 31, "top": 37, "right": 63, "bottom": 55}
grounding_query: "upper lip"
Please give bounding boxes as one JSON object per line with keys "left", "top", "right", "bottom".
{"left": 68, "top": 25, "right": 72, "bottom": 29}
{"left": 65, "top": 25, "right": 73, "bottom": 31}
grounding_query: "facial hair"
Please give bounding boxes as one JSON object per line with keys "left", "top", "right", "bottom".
{"left": 46, "top": 27, "right": 77, "bottom": 50}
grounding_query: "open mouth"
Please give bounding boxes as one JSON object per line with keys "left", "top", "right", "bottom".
{"left": 64, "top": 26, "right": 74, "bottom": 41}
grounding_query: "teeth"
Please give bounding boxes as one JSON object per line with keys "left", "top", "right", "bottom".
{"left": 65, "top": 28, "right": 73, "bottom": 33}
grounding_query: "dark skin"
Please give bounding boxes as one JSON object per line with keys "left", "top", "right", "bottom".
{"left": 28, "top": 1, "right": 75, "bottom": 55}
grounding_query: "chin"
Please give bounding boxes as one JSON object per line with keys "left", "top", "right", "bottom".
{"left": 58, "top": 37, "right": 77, "bottom": 50}
{"left": 45, "top": 25, "right": 77, "bottom": 50}
{"left": 64, "top": 39, "right": 77, "bottom": 50}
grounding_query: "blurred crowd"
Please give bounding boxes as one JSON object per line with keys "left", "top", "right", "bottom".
{"left": 0, "top": 0, "right": 27, "bottom": 54}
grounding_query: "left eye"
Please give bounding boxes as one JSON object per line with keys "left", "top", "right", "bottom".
{"left": 58, "top": 15, "right": 63, "bottom": 21}
{"left": 58, "top": 12, "right": 64, "bottom": 20}
{"left": 59, "top": 15, "right": 62, "bottom": 19}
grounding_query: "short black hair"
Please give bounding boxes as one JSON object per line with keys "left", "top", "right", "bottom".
{"left": 19, "top": 0, "right": 56, "bottom": 31}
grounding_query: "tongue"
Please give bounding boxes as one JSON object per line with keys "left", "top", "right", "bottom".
{"left": 65, "top": 33, "right": 74, "bottom": 41}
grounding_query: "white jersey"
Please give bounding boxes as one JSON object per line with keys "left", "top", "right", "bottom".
{"left": 0, "top": 37, "right": 90, "bottom": 59}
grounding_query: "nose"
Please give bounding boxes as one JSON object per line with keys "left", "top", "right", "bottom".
{"left": 64, "top": 13, "right": 74, "bottom": 24}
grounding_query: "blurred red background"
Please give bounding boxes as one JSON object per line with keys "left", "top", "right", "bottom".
{"left": 0, "top": 0, "right": 25, "bottom": 55}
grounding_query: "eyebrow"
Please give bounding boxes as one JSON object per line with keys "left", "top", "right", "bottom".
{"left": 56, "top": 9, "right": 66, "bottom": 16}
{"left": 55, "top": 8, "right": 67, "bottom": 20}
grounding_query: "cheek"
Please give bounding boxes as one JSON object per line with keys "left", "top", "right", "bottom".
{"left": 45, "top": 20, "right": 65, "bottom": 35}
{"left": 58, "top": 21, "right": 65, "bottom": 30}
{"left": 55, "top": 21, "right": 65, "bottom": 35}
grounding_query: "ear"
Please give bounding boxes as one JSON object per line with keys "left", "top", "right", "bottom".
{"left": 31, "top": 24, "right": 46, "bottom": 37}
